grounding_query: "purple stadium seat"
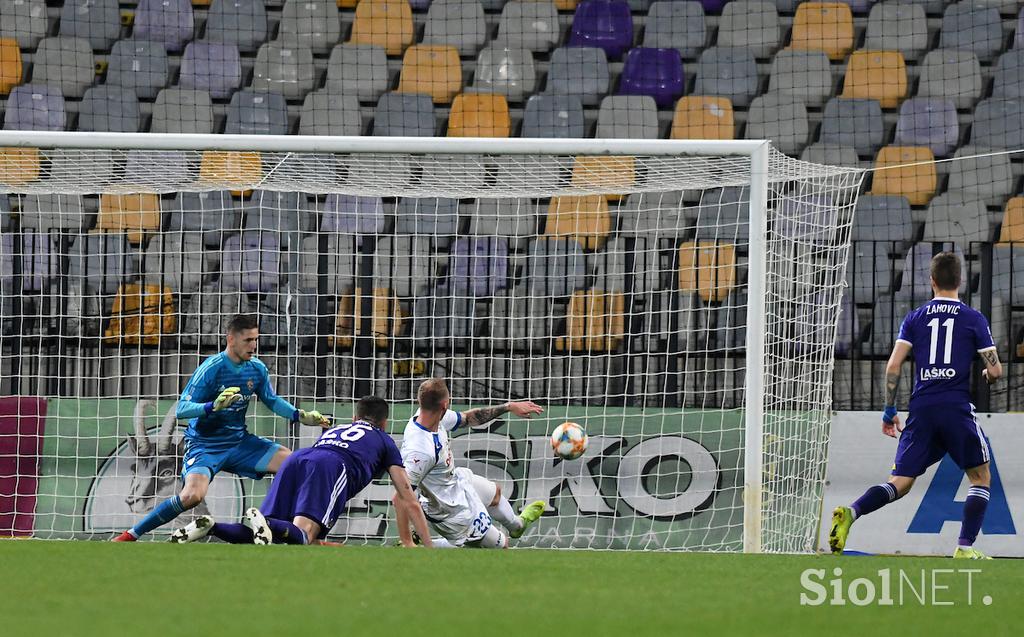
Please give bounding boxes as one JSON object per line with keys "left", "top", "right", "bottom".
{"left": 223, "top": 232, "right": 281, "bottom": 293}
{"left": 321, "top": 195, "right": 386, "bottom": 237}
{"left": 2, "top": 85, "right": 66, "bottom": 131}
{"left": 894, "top": 98, "right": 959, "bottom": 158}
{"left": 568, "top": 0, "right": 634, "bottom": 60}
{"left": 450, "top": 237, "right": 509, "bottom": 297}
{"left": 133, "top": 0, "right": 195, "bottom": 53}
{"left": 178, "top": 42, "right": 241, "bottom": 100}
{"left": 699, "top": 0, "right": 729, "bottom": 12}
{"left": 618, "top": 47, "right": 684, "bottom": 108}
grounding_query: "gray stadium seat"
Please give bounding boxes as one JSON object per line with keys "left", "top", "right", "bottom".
{"left": 939, "top": 2, "right": 1003, "bottom": 63}
{"left": 767, "top": 49, "right": 832, "bottom": 108}
{"left": 204, "top": 0, "right": 268, "bottom": 54}
{"left": 799, "top": 143, "right": 859, "bottom": 168}
{"left": 818, "top": 98, "right": 885, "bottom": 157}
{"left": 299, "top": 90, "right": 362, "bottom": 136}
{"left": 277, "top": 0, "right": 340, "bottom": 55}
{"left": 893, "top": 98, "right": 959, "bottom": 158}
{"left": 889, "top": 0, "right": 946, "bottom": 16}
{"left": 695, "top": 187, "right": 749, "bottom": 242}
{"left": 946, "top": 146, "right": 1014, "bottom": 206}
{"left": 106, "top": 40, "right": 169, "bottom": 100}
{"left": 177, "top": 41, "right": 242, "bottom": 100}
{"left": 619, "top": 191, "right": 690, "bottom": 239}
{"left": 596, "top": 95, "right": 659, "bottom": 139}
{"left": 168, "top": 190, "right": 241, "bottom": 246}
{"left": 694, "top": 46, "right": 759, "bottom": 108}
{"left": 423, "top": 0, "right": 488, "bottom": 56}
{"left": 151, "top": 88, "right": 214, "bottom": 134}
{"left": 851, "top": 194, "right": 914, "bottom": 248}
{"left": 59, "top": 0, "right": 121, "bottom": 51}
{"left": 472, "top": 47, "right": 536, "bottom": 102}
{"left": 133, "top": 0, "right": 194, "bottom": 53}
{"left": 701, "top": 290, "right": 748, "bottom": 351}
{"left": 298, "top": 233, "right": 357, "bottom": 297}
{"left": 0, "top": 0, "right": 47, "bottom": 49}
{"left": 251, "top": 43, "right": 316, "bottom": 100}
{"left": 864, "top": 1, "right": 928, "bottom": 62}
{"left": 867, "top": 294, "right": 914, "bottom": 356}
{"left": 20, "top": 194, "right": 87, "bottom": 232}
{"left": 2, "top": 84, "right": 66, "bottom": 131}
{"left": 744, "top": 92, "right": 808, "bottom": 157}
{"left": 373, "top": 92, "right": 435, "bottom": 136}
{"left": 31, "top": 37, "right": 95, "bottom": 99}
{"left": 70, "top": 232, "right": 133, "bottom": 296}
{"left": 992, "top": 245, "right": 1024, "bottom": 304}
{"left": 643, "top": 1, "right": 706, "bottom": 58}
{"left": 972, "top": 98, "right": 1024, "bottom": 150}
{"left": 395, "top": 198, "right": 460, "bottom": 241}
{"left": 992, "top": 49, "right": 1024, "bottom": 99}
{"left": 545, "top": 47, "right": 610, "bottom": 107}
{"left": 898, "top": 242, "right": 967, "bottom": 301}
{"left": 717, "top": 0, "right": 780, "bottom": 59}
{"left": 225, "top": 90, "right": 289, "bottom": 135}
{"left": 325, "top": 44, "right": 389, "bottom": 104}
{"left": 594, "top": 236, "right": 662, "bottom": 295}
{"left": 374, "top": 236, "right": 433, "bottom": 297}
{"left": 526, "top": 238, "right": 587, "bottom": 297}
{"left": 49, "top": 149, "right": 114, "bottom": 186}
{"left": 916, "top": 49, "right": 982, "bottom": 110}
{"left": 495, "top": 1, "right": 560, "bottom": 53}
{"left": 922, "top": 192, "right": 993, "bottom": 249}
{"left": 465, "top": 198, "right": 538, "bottom": 249}
{"left": 521, "top": 94, "right": 585, "bottom": 138}
{"left": 125, "top": 149, "right": 191, "bottom": 184}
{"left": 847, "top": 245, "right": 897, "bottom": 302}
{"left": 143, "top": 231, "right": 204, "bottom": 291}
{"left": 77, "top": 86, "right": 141, "bottom": 133}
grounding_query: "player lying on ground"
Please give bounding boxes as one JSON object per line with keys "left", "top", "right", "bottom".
{"left": 395, "top": 378, "right": 546, "bottom": 548}
{"left": 171, "top": 395, "right": 433, "bottom": 546}
{"left": 114, "top": 314, "right": 329, "bottom": 542}
{"left": 830, "top": 252, "right": 1003, "bottom": 559}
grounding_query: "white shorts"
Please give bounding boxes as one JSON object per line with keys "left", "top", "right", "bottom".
{"left": 421, "top": 467, "right": 494, "bottom": 546}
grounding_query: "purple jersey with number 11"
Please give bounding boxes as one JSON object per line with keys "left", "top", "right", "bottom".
{"left": 896, "top": 296, "right": 996, "bottom": 408}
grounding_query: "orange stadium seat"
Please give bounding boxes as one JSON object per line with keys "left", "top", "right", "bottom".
{"left": 97, "top": 193, "right": 162, "bottom": 243}
{"left": 999, "top": 198, "right": 1024, "bottom": 244}
{"left": 570, "top": 155, "right": 636, "bottom": 201}
{"left": 789, "top": 2, "right": 854, "bottom": 61}
{"left": 0, "top": 38, "right": 22, "bottom": 95}
{"left": 104, "top": 283, "right": 176, "bottom": 346}
{"left": 397, "top": 45, "right": 462, "bottom": 104}
{"left": 679, "top": 241, "right": 737, "bottom": 302}
{"left": 841, "top": 50, "right": 907, "bottom": 109}
{"left": 199, "top": 151, "right": 262, "bottom": 194}
{"left": 0, "top": 148, "right": 40, "bottom": 186}
{"left": 350, "top": 0, "right": 415, "bottom": 56}
{"left": 546, "top": 195, "right": 613, "bottom": 250}
{"left": 447, "top": 93, "right": 511, "bottom": 137}
{"left": 555, "top": 289, "right": 626, "bottom": 352}
{"left": 870, "top": 146, "right": 936, "bottom": 206}
{"left": 329, "top": 287, "right": 403, "bottom": 349}
{"left": 671, "top": 96, "right": 735, "bottom": 140}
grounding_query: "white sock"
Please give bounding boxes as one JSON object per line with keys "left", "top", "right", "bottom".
{"left": 432, "top": 537, "right": 457, "bottom": 549}
{"left": 488, "top": 496, "right": 523, "bottom": 533}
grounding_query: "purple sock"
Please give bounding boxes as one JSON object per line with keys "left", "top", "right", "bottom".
{"left": 851, "top": 483, "right": 900, "bottom": 519}
{"left": 209, "top": 522, "right": 254, "bottom": 544}
{"left": 267, "top": 518, "right": 308, "bottom": 545}
{"left": 959, "top": 486, "right": 990, "bottom": 547}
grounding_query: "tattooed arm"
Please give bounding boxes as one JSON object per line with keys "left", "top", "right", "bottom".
{"left": 881, "top": 341, "right": 912, "bottom": 438}
{"left": 461, "top": 401, "right": 544, "bottom": 428}
{"left": 980, "top": 348, "right": 1003, "bottom": 385}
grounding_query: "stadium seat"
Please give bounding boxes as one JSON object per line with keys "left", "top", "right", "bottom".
{"left": 251, "top": 43, "right": 315, "bottom": 101}
{"left": 670, "top": 96, "right": 733, "bottom": 140}
{"left": 143, "top": 231, "right": 204, "bottom": 291}
{"left": 546, "top": 195, "right": 612, "bottom": 250}
{"left": 946, "top": 146, "right": 1014, "bottom": 207}
{"left": 923, "top": 193, "right": 992, "bottom": 250}
{"left": 789, "top": 2, "right": 855, "bottom": 61}
{"left": 717, "top": 0, "right": 780, "bottom": 59}
{"left": 596, "top": 95, "right": 659, "bottom": 139}
{"left": 870, "top": 146, "right": 936, "bottom": 206}
{"left": 521, "top": 94, "right": 586, "bottom": 138}
{"left": 618, "top": 191, "right": 690, "bottom": 239}
{"left": 0, "top": 38, "right": 20, "bottom": 95}
{"left": 104, "top": 283, "right": 176, "bottom": 345}
{"left": 495, "top": 1, "right": 560, "bottom": 52}
{"left": 864, "top": 1, "right": 928, "bottom": 62}
{"left": 222, "top": 232, "right": 281, "bottom": 292}
{"left": 0, "top": 148, "right": 41, "bottom": 186}
{"left": 423, "top": 0, "right": 488, "bottom": 56}
{"left": 106, "top": 40, "right": 170, "bottom": 100}
{"left": 568, "top": 0, "right": 634, "bottom": 59}
{"left": 30, "top": 37, "right": 95, "bottom": 99}
{"left": 939, "top": 2, "right": 1003, "bottom": 63}
{"left": 571, "top": 155, "right": 636, "bottom": 199}
{"left": 397, "top": 45, "right": 462, "bottom": 104}
{"left": 2, "top": 85, "right": 65, "bottom": 131}
{"left": 972, "top": 98, "right": 1024, "bottom": 150}
{"left": 851, "top": 194, "right": 914, "bottom": 249}
{"left": 224, "top": 90, "right": 289, "bottom": 135}
{"left": 800, "top": 143, "right": 859, "bottom": 168}
{"left": 992, "top": 245, "right": 1024, "bottom": 304}
{"left": 125, "top": 149, "right": 191, "bottom": 185}
{"left": 999, "top": 198, "right": 1024, "bottom": 243}
{"left": 59, "top": 0, "right": 121, "bottom": 51}
{"left": 178, "top": 42, "right": 241, "bottom": 100}
{"left": 77, "top": 86, "right": 141, "bottom": 133}
{"left": 96, "top": 193, "right": 162, "bottom": 244}
{"left": 299, "top": 90, "right": 362, "bottom": 135}
{"left": 594, "top": 235, "right": 662, "bottom": 294}
{"left": 846, "top": 245, "right": 898, "bottom": 302}
{"left": 841, "top": 50, "right": 907, "bottom": 109}
{"left": 992, "top": 49, "right": 1024, "bottom": 99}
{"left": 898, "top": 242, "right": 966, "bottom": 300}
{"left": 744, "top": 92, "right": 809, "bottom": 157}
{"left": 133, "top": 0, "right": 194, "bottom": 53}
{"left": 617, "top": 47, "right": 684, "bottom": 109}
{"left": 151, "top": 88, "right": 214, "bottom": 134}
{"left": 471, "top": 47, "right": 536, "bottom": 102}
{"left": 767, "top": 49, "right": 832, "bottom": 108}
{"left": 329, "top": 287, "right": 402, "bottom": 349}
{"left": 277, "top": 0, "right": 341, "bottom": 55}
{"left": 204, "top": 0, "right": 268, "bottom": 54}
{"left": 373, "top": 92, "right": 436, "bottom": 136}
{"left": 867, "top": 294, "right": 915, "bottom": 355}
{"left": 695, "top": 187, "right": 749, "bottom": 242}
{"left": 19, "top": 194, "right": 88, "bottom": 232}
{"left": 395, "top": 198, "right": 460, "bottom": 240}
{"left": 1017, "top": 6, "right": 1024, "bottom": 48}
{"left": 70, "top": 232, "right": 133, "bottom": 298}
{"left": 326, "top": 44, "right": 390, "bottom": 103}
{"left": 694, "top": 46, "right": 759, "bottom": 108}
{"left": 449, "top": 237, "right": 509, "bottom": 297}
{"left": 555, "top": 289, "right": 626, "bottom": 352}
{"left": 198, "top": 151, "right": 262, "bottom": 189}
{"left": 167, "top": 190, "right": 241, "bottom": 245}
{"left": 297, "top": 233, "right": 357, "bottom": 299}
{"left": 526, "top": 238, "right": 587, "bottom": 297}
{"left": 893, "top": 98, "right": 959, "bottom": 158}
{"left": 466, "top": 198, "right": 538, "bottom": 247}
{"left": 818, "top": 97, "right": 885, "bottom": 157}
{"left": 349, "top": 0, "right": 415, "bottom": 56}
{"left": 643, "top": 2, "right": 706, "bottom": 58}
{"left": 678, "top": 241, "right": 737, "bottom": 302}
{"left": 374, "top": 236, "right": 432, "bottom": 297}
{"left": 447, "top": 93, "right": 511, "bottom": 137}
{"left": 0, "top": 0, "right": 46, "bottom": 50}
{"left": 5, "top": 231, "right": 57, "bottom": 293}
{"left": 916, "top": 49, "right": 982, "bottom": 110}
{"left": 545, "top": 47, "right": 610, "bottom": 107}
{"left": 321, "top": 194, "right": 386, "bottom": 236}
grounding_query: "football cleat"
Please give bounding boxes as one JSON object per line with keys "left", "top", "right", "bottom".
{"left": 243, "top": 507, "right": 273, "bottom": 545}
{"left": 111, "top": 530, "right": 137, "bottom": 542}
{"left": 953, "top": 546, "right": 993, "bottom": 560}
{"left": 510, "top": 501, "right": 546, "bottom": 539}
{"left": 828, "top": 506, "right": 854, "bottom": 555}
{"left": 169, "top": 515, "right": 215, "bottom": 544}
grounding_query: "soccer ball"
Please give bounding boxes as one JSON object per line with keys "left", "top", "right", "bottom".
{"left": 550, "top": 422, "right": 588, "bottom": 460}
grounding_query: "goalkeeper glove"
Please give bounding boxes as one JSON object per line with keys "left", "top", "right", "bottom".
{"left": 882, "top": 405, "right": 898, "bottom": 425}
{"left": 297, "top": 410, "right": 329, "bottom": 427}
{"left": 209, "top": 387, "right": 243, "bottom": 412}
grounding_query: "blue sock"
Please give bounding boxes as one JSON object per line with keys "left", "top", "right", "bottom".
{"left": 267, "top": 518, "right": 308, "bottom": 545}
{"left": 131, "top": 496, "right": 187, "bottom": 538}
{"left": 959, "top": 486, "right": 990, "bottom": 547}
{"left": 209, "top": 522, "right": 254, "bottom": 544}
{"left": 851, "top": 483, "right": 900, "bottom": 519}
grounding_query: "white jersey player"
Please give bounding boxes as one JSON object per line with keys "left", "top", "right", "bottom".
{"left": 395, "top": 378, "right": 547, "bottom": 548}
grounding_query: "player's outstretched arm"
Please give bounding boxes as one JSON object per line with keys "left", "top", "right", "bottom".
{"left": 388, "top": 466, "right": 433, "bottom": 548}
{"left": 881, "top": 341, "right": 911, "bottom": 438}
{"left": 462, "top": 401, "right": 544, "bottom": 428}
{"left": 255, "top": 373, "right": 328, "bottom": 426}
{"left": 980, "top": 348, "right": 1003, "bottom": 385}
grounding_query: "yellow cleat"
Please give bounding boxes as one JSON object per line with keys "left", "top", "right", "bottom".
{"left": 953, "top": 546, "right": 993, "bottom": 560}
{"left": 828, "top": 506, "right": 854, "bottom": 555}
{"left": 510, "top": 501, "right": 546, "bottom": 539}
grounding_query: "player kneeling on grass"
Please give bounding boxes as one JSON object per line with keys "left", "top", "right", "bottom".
{"left": 171, "top": 396, "right": 433, "bottom": 547}
{"left": 829, "top": 252, "right": 1003, "bottom": 560}
{"left": 396, "top": 378, "right": 546, "bottom": 549}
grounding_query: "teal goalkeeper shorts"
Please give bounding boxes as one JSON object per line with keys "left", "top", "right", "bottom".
{"left": 181, "top": 433, "right": 282, "bottom": 481}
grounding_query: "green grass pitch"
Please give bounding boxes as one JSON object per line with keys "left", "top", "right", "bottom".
{"left": 2, "top": 541, "right": 1021, "bottom": 636}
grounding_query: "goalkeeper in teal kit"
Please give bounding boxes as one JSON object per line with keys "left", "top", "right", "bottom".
{"left": 113, "top": 314, "right": 328, "bottom": 541}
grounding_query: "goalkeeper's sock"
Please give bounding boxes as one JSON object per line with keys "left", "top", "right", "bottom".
{"left": 851, "top": 483, "right": 900, "bottom": 519}
{"left": 958, "top": 485, "right": 990, "bottom": 548}
{"left": 267, "top": 518, "right": 308, "bottom": 545}
{"left": 488, "top": 495, "right": 523, "bottom": 533}
{"left": 131, "top": 495, "right": 186, "bottom": 538}
{"left": 209, "top": 522, "right": 254, "bottom": 544}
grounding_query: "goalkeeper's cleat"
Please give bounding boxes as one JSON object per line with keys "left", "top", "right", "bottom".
{"left": 243, "top": 507, "right": 273, "bottom": 545}
{"left": 828, "top": 506, "right": 854, "bottom": 555}
{"left": 510, "top": 501, "right": 546, "bottom": 539}
{"left": 953, "top": 546, "right": 993, "bottom": 560}
{"left": 111, "top": 530, "right": 137, "bottom": 542}
{"left": 169, "top": 515, "right": 214, "bottom": 544}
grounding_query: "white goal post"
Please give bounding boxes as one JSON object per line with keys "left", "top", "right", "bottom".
{"left": 0, "top": 131, "right": 865, "bottom": 552}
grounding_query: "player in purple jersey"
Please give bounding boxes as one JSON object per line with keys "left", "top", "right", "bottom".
{"left": 829, "top": 252, "right": 1003, "bottom": 559}
{"left": 170, "top": 396, "right": 434, "bottom": 547}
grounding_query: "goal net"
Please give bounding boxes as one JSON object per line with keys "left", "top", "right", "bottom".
{"left": 0, "top": 133, "right": 864, "bottom": 552}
